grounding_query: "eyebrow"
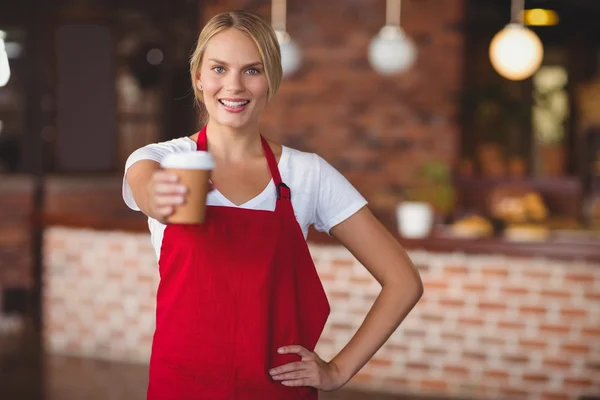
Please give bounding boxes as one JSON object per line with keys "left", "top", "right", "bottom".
{"left": 207, "top": 58, "right": 263, "bottom": 68}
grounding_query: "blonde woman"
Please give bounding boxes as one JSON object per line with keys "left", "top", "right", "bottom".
{"left": 124, "top": 10, "right": 423, "bottom": 400}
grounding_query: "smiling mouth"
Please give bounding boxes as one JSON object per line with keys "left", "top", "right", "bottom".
{"left": 218, "top": 99, "right": 250, "bottom": 108}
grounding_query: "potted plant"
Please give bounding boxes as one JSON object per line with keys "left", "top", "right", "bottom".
{"left": 396, "top": 161, "right": 456, "bottom": 238}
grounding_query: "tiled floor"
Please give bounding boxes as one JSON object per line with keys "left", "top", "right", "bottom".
{"left": 0, "top": 328, "right": 450, "bottom": 400}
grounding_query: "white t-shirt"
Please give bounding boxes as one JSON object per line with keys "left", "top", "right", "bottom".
{"left": 122, "top": 137, "right": 368, "bottom": 260}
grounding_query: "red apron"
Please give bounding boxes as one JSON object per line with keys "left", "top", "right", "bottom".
{"left": 147, "top": 126, "right": 330, "bottom": 399}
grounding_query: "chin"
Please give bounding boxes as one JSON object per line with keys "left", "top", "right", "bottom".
{"left": 214, "top": 116, "right": 253, "bottom": 130}
{"left": 210, "top": 109, "right": 257, "bottom": 129}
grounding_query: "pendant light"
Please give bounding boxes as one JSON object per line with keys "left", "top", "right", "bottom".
{"left": 368, "top": 0, "right": 417, "bottom": 75}
{"left": 489, "top": 0, "right": 544, "bottom": 81}
{"left": 271, "top": 0, "right": 301, "bottom": 78}
{"left": 0, "top": 31, "right": 11, "bottom": 87}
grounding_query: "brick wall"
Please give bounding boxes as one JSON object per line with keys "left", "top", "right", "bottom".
{"left": 202, "top": 0, "right": 465, "bottom": 226}
{"left": 0, "top": 176, "right": 34, "bottom": 289}
{"left": 43, "top": 227, "right": 600, "bottom": 399}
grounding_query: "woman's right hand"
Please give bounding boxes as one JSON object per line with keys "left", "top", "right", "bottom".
{"left": 146, "top": 170, "right": 187, "bottom": 222}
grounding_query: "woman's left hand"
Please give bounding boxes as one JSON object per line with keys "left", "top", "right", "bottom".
{"left": 269, "top": 345, "right": 347, "bottom": 391}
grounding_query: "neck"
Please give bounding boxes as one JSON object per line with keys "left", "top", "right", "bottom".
{"left": 204, "top": 119, "right": 263, "bottom": 162}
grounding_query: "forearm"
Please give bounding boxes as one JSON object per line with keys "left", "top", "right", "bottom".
{"left": 126, "top": 160, "right": 162, "bottom": 219}
{"left": 329, "top": 273, "right": 423, "bottom": 384}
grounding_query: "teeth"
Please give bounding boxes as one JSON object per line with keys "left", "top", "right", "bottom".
{"left": 220, "top": 100, "right": 249, "bottom": 107}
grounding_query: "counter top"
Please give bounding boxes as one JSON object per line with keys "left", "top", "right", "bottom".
{"left": 4, "top": 173, "right": 600, "bottom": 263}
{"left": 40, "top": 212, "right": 600, "bottom": 263}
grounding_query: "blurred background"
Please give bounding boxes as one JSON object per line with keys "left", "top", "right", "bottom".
{"left": 1, "top": 0, "right": 599, "bottom": 399}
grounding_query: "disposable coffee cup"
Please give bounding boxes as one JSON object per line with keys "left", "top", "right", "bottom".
{"left": 160, "top": 151, "right": 215, "bottom": 224}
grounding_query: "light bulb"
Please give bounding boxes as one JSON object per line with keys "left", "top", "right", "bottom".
{"left": 0, "top": 31, "right": 10, "bottom": 87}
{"left": 275, "top": 30, "right": 301, "bottom": 78}
{"left": 489, "top": 23, "right": 544, "bottom": 81}
{"left": 368, "top": 25, "right": 417, "bottom": 75}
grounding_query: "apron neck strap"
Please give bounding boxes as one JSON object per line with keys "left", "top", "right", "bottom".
{"left": 195, "top": 126, "right": 287, "bottom": 193}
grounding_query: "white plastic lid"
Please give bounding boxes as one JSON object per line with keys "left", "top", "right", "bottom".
{"left": 160, "top": 151, "right": 215, "bottom": 170}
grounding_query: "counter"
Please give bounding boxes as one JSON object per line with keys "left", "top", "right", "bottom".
{"left": 36, "top": 175, "right": 600, "bottom": 400}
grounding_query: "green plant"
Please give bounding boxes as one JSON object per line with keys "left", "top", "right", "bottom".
{"left": 405, "top": 161, "right": 456, "bottom": 217}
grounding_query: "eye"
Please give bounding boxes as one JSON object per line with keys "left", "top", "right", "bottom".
{"left": 246, "top": 68, "right": 260, "bottom": 75}
{"left": 212, "top": 66, "right": 225, "bottom": 74}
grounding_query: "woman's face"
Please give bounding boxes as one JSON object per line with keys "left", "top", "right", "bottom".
{"left": 197, "top": 28, "right": 269, "bottom": 130}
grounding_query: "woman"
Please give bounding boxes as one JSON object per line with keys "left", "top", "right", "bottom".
{"left": 124, "top": 10, "right": 423, "bottom": 400}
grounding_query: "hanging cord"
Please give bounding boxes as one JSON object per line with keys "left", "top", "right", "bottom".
{"left": 386, "top": 0, "right": 402, "bottom": 26}
{"left": 272, "top": 0, "right": 287, "bottom": 31}
{"left": 511, "top": 0, "right": 525, "bottom": 24}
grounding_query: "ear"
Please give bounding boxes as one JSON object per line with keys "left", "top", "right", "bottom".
{"left": 195, "top": 76, "right": 203, "bottom": 91}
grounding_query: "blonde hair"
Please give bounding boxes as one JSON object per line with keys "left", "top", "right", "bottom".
{"left": 189, "top": 10, "right": 282, "bottom": 111}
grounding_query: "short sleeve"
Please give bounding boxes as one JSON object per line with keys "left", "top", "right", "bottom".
{"left": 313, "top": 155, "right": 368, "bottom": 234}
{"left": 122, "top": 138, "right": 195, "bottom": 211}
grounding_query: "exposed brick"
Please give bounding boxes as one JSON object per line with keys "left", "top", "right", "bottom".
{"left": 539, "top": 289, "right": 572, "bottom": 299}
{"left": 328, "top": 290, "right": 350, "bottom": 299}
{"left": 440, "top": 332, "right": 465, "bottom": 342}
{"left": 522, "top": 270, "right": 552, "bottom": 279}
{"left": 209, "top": 0, "right": 465, "bottom": 230}
{"left": 564, "top": 272, "right": 596, "bottom": 283}
{"left": 423, "top": 347, "right": 447, "bottom": 357}
{"left": 331, "top": 259, "right": 354, "bottom": 268}
{"left": 519, "top": 339, "right": 548, "bottom": 350}
{"left": 136, "top": 274, "right": 154, "bottom": 284}
{"left": 540, "top": 393, "right": 570, "bottom": 400}
{"left": 503, "top": 354, "right": 530, "bottom": 365}
{"left": 462, "top": 282, "right": 486, "bottom": 293}
{"left": 423, "top": 279, "right": 449, "bottom": 290}
{"left": 539, "top": 324, "right": 571, "bottom": 335}
{"left": 443, "top": 364, "right": 470, "bottom": 376}
{"left": 581, "top": 326, "right": 600, "bottom": 338}
{"left": 318, "top": 272, "right": 338, "bottom": 282}
{"left": 498, "top": 320, "right": 526, "bottom": 330}
{"left": 478, "top": 300, "right": 507, "bottom": 311}
{"left": 501, "top": 285, "right": 530, "bottom": 296}
{"left": 522, "top": 373, "right": 550, "bottom": 383}
{"left": 108, "top": 242, "right": 124, "bottom": 253}
{"left": 382, "top": 376, "right": 409, "bottom": 386}
{"left": 481, "top": 266, "right": 509, "bottom": 277}
{"left": 368, "top": 358, "right": 393, "bottom": 367}
{"left": 500, "top": 387, "right": 530, "bottom": 398}
{"left": 330, "top": 322, "right": 354, "bottom": 331}
{"left": 563, "top": 376, "right": 594, "bottom": 389}
{"left": 406, "top": 362, "right": 430, "bottom": 371}
{"left": 559, "top": 307, "right": 588, "bottom": 319}
{"left": 458, "top": 317, "right": 485, "bottom": 326}
{"left": 438, "top": 297, "right": 465, "bottom": 307}
{"left": 459, "top": 384, "right": 493, "bottom": 397}
{"left": 384, "top": 343, "right": 409, "bottom": 352}
{"left": 444, "top": 265, "right": 469, "bottom": 275}
{"left": 519, "top": 305, "right": 548, "bottom": 315}
{"left": 403, "top": 328, "right": 427, "bottom": 338}
{"left": 349, "top": 276, "right": 373, "bottom": 284}
{"left": 543, "top": 358, "right": 572, "bottom": 370}
{"left": 585, "top": 360, "right": 600, "bottom": 371}
{"left": 480, "top": 336, "right": 505, "bottom": 346}
{"left": 419, "top": 379, "right": 450, "bottom": 393}
{"left": 561, "top": 343, "right": 591, "bottom": 354}
{"left": 584, "top": 290, "right": 600, "bottom": 301}
{"left": 483, "top": 369, "right": 510, "bottom": 382}
{"left": 463, "top": 351, "right": 487, "bottom": 361}
{"left": 140, "top": 304, "right": 155, "bottom": 314}
{"left": 420, "top": 312, "right": 445, "bottom": 323}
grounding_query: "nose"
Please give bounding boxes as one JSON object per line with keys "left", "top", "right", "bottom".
{"left": 225, "top": 72, "right": 244, "bottom": 93}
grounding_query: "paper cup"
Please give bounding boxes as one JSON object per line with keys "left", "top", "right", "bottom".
{"left": 160, "top": 151, "right": 215, "bottom": 224}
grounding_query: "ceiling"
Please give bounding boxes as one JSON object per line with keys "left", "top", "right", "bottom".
{"left": 470, "top": 0, "right": 600, "bottom": 39}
